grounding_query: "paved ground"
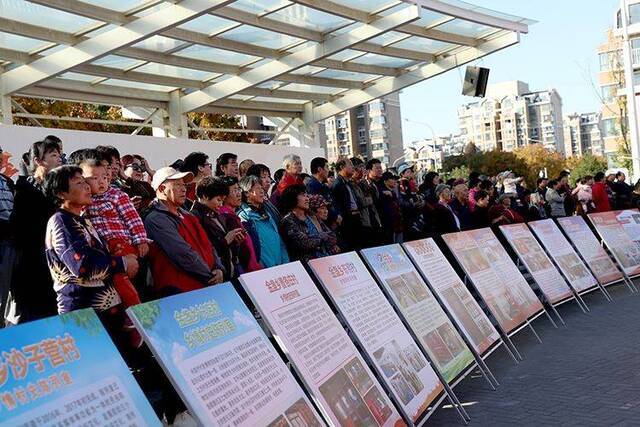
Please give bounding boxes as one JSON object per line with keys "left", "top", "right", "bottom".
{"left": 427, "top": 282, "right": 640, "bottom": 426}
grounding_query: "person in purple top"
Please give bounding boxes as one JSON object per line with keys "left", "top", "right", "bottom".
{"left": 43, "top": 165, "right": 138, "bottom": 322}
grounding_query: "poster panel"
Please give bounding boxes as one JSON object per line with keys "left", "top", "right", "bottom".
{"left": 499, "top": 223, "right": 574, "bottom": 304}
{"left": 442, "top": 228, "right": 544, "bottom": 334}
{"left": 355, "top": 247, "right": 476, "bottom": 385}
{"left": 402, "top": 239, "right": 501, "bottom": 356}
{"left": 308, "top": 252, "right": 445, "bottom": 424}
{"left": 557, "top": 216, "right": 623, "bottom": 285}
{"left": 588, "top": 209, "right": 640, "bottom": 277}
{"left": 528, "top": 219, "right": 599, "bottom": 293}
{"left": 0, "top": 309, "right": 160, "bottom": 427}
{"left": 239, "top": 262, "right": 404, "bottom": 427}
{"left": 127, "top": 283, "right": 323, "bottom": 427}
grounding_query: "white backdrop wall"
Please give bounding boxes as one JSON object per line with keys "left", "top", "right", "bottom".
{"left": 0, "top": 125, "right": 325, "bottom": 179}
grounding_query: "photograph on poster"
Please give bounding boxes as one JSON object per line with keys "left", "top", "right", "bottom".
{"left": 403, "top": 239, "right": 501, "bottom": 356}
{"left": 457, "top": 248, "right": 490, "bottom": 273}
{"left": 373, "top": 340, "right": 426, "bottom": 405}
{"left": 318, "top": 360, "right": 387, "bottom": 426}
{"left": 556, "top": 254, "right": 590, "bottom": 281}
{"left": 386, "top": 276, "right": 420, "bottom": 308}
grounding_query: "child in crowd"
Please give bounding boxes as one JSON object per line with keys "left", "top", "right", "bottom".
{"left": 77, "top": 151, "right": 148, "bottom": 345}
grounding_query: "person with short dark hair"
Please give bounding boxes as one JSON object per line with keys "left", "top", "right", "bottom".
{"left": 76, "top": 151, "right": 148, "bottom": 327}
{"left": 471, "top": 190, "right": 491, "bottom": 229}
{"left": 280, "top": 184, "right": 331, "bottom": 262}
{"left": 246, "top": 163, "right": 280, "bottom": 222}
{"left": 181, "top": 152, "right": 212, "bottom": 208}
{"left": 430, "top": 184, "right": 461, "bottom": 235}
{"left": 631, "top": 181, "right": 640, "bottom": 209}
{"left": 43, "top": 165, "right": 135, "bottom": 316}
{"left": 592, "top": 171, "right": 611, "bottom": 212}
{"left": 613, "top": 171, "right": 632, "bottom": 209}
{"left": 238, "top": 175, "right": 289, "bottom": 267}
{"left": 191, "top": 177, "right": 248, "bottom": 280}
{"left": 545, "top": 179, "right": 566, "bottom": 217}
{"left": 359, "top": 158, "right": 384, "bottom": 246}
{"left": 332, "top": 157, "right": 363, "bottom": 249}
{"left": 379, "top": 171, "right": 404, "bottom": 243}
{"left": 119, "top": 154, "right": 155, "bottom": 212}
{"left": 215, "top": 153, "right": 238, "bottom": 177}
{"left": 489, "top": 192, "right": 524, "bottom": 226}
{"left": 9, "top": 139, "right": 62, "bottom": 324}
{"left": 96, "top": 145, "right": 122, "bottom": 184}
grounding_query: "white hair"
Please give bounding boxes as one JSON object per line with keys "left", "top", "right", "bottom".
{"left": 282, "top": 154, "right": 301, "bottom": 170}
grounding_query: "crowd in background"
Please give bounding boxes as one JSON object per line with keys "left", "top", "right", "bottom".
{"left": 0, "top": 135, "right": 636, "bottom": 424}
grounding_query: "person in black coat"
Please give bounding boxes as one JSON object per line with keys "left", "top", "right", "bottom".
{"left": 430, "top": 184, "right": 461, "bottom": 236}
{"left": 8, "top": 139, "right": 62, "bottom": 324}
{"left": 331, "top": 158, "right": 362, "bottom": 250}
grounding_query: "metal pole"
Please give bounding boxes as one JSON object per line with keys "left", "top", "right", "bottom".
{"left": 621, "top": 0, "right": 640, "bottom": 182}
{"left": 550, "top": 304, "right": 566, "bottom": 326}
{"left": 504, "top": 334, "right": 524, "bottom": 361}
{"left": 526, "top": 320, "right": 543, "bottom": 344}
{"left": 544, "top": 307, "right": 560, "bottom": 328}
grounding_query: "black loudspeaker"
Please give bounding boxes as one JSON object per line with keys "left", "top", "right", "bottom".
{"left": 462, "top": 66, "right": 490, "bottom": 97}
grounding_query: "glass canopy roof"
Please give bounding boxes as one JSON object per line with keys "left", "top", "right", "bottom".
{"left": 0, "top": 0, "right": 532, "bottom": 120}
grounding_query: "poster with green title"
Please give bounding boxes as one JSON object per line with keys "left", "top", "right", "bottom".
{"left": 128, "top": 282, "right": 324, "bottom": 427}
{"left": 0, "top": 308, "right": 160, "bottom": 427}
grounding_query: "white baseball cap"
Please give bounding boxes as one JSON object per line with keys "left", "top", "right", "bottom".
{"left": 151, "top": 167, "right": 194, "bottom": 191}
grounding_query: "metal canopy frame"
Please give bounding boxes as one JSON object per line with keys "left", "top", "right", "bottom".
{"left": 0, "top": 0, "right": 532, "bottom": 141}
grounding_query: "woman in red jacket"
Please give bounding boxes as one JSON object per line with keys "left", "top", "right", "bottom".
{"left": 591, "top": 171, "right": 611, "bottom": 213}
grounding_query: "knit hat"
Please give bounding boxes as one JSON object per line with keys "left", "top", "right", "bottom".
{"left": 308, "top": 194, "right": 329, "bottom": 212}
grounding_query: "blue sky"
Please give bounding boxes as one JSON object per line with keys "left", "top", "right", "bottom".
{"left": 400, "top": 0, "right": 619, "bottom": 143}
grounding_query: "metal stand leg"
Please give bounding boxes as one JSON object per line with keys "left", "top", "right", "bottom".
{"left": 504, "top": 334, "right": 523, "bottom": 361}
{"left": 477, "top": 357, "right": 500, "bottom": 388}
{"left": 526, "top": 320, "right": 543, "bottom": 344}
{"left": 442, "top": 381, "right": 470, "bottom": 423}
{"left": 445, "top": 394, "right": 469, "bottom": 425}
{"left": 546, "top": 306, "right": 561, "bottom": 327}
{"left": 573, "top": 292, "right": 589, "bottom": 313}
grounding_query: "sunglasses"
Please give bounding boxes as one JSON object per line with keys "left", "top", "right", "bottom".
{"left": 125, "top": 163, "right": 144, "bottom": 172}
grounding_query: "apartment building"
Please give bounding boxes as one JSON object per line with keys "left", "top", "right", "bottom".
{"left": 324, "top": 92, "right": 404, "bottom": 165}
{"left": 563, "top": 113, "right": 605, "bottom": 157}
{"left": 457, "top": 81, "right": 565, "bottom": 154}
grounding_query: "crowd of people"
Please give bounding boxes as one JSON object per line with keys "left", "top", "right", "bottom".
{"left": 0, "top": 135, "right": 636, "bottom": 424}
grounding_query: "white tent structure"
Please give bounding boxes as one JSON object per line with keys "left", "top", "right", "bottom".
{"left": 0, "top": 0, "right": 532, "bottom": 147}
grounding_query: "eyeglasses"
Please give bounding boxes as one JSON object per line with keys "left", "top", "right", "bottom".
{"left": 126, "top": 163, "right": 143, "bottom": 172}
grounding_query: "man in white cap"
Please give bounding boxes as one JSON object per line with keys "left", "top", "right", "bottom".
{"left": 144, "top": 167, "right": 224, "bottom": 297}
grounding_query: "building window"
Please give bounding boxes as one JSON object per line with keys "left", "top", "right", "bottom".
{"left": 599, "top": 51, "right": 621, "bottom": 71}
{"left": 631, "top": 4, "right": 640, "bottom": 25}
{"left": 602, "top": 85, "right": 618, "bottom": 103}
{"left": 370, "top": 115, "right": 386, "bottom": 125}
{"left": 618, "top": 9, "right": 623, "bottom": 28}
{"left": 602, "top": 118, "right": 620, "bottom": 137}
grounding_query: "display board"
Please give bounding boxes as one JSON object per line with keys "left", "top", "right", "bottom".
{"left": 308, "top": 252, "right": 445, "bottom": 424}
{"left": 528, "top": 219, "right": 599, "bottom": 293}
{"left": 355, "top": 246, "right": 476, "bottom": 385}
{"left": 127, "top": 283, "right": 323, "bottom": 427}
{"left": 499, "top": 223, "right": 574, "bottom": 304}
{"left": 442, "top": 228, "right": 544, "bottom": 334}
{"left": 402, "top": 239, "right": 501, "bottom": 356}
{"left": 239, "top": 262, "right": 403, "bottom": 427}
{"left": 588, "top": 209, "right": 640, "bottom": 277}
{"left": 0, "top": 309, "right": 159, "bottom": 427}
{"left": 557, "top": 216, "right": 623, "bottom": 285}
